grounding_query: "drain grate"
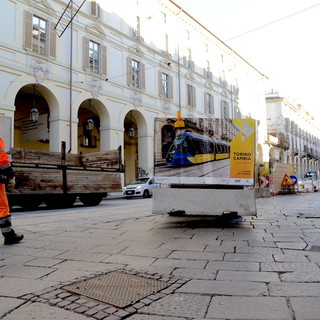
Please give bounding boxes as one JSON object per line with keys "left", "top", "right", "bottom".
{"left": 64, "top": 271, "right": 168, "bottom": 308}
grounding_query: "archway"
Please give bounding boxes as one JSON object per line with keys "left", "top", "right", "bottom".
{"left": 124, "top": 110, "right": 138, "bottom": 185}
{"left": 14, "top": 84, "right": 50, "bottom": 150}
{"left": 123, "top": 109, "right": 150, "bottom": 185}
{"left": 78, "top": 99, "right": 100, "bottom": 153}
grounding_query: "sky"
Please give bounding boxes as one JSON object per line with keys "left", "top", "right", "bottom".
{"left": 177, "top": 0, "right": 320, "bottom": 118}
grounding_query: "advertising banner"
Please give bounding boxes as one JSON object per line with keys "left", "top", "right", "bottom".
{"left": 229, "top": 118, "right": 255, "bottom": 180}
{"left": 154, "top": 117, "right": 256, "bottom": 186}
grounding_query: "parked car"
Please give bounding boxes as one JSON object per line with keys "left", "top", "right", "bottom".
{"left": 124, "top": 177, "right": 160, "bottom": 199}
{"left": 298, "top": 171, "right": 320, "bottom": 192}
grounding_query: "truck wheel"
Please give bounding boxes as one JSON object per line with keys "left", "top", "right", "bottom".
{"left": 79, "top": 194, "right": 103, "bottom": 206}
{"left": 143, "top": 190, "right": 150, "bottom": 198}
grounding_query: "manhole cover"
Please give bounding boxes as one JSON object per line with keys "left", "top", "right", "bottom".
{"left": 64, "top": 271, "right": 168, "bottom": 308}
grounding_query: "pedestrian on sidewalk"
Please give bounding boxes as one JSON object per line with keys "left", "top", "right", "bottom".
{"left": 0, "top": 137, "right": 23, "bottom": 245}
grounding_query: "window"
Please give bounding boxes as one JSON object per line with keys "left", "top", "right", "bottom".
{"left": 32, "top": 16, "right": 47, "bottom": 55}
{"left": 127, "top": 57, "right": 145, "bottom": 89}
{"left": 83, "top": 38, "right": 107, "bottom": 75}
{"left": 187, "top": 84, "right": 196, "bottom": 108}
{"left": 132, "top": 59, "right": 140, "bottom": 88}
{"left": 221, "top": 100, "right": 229, "bottom": 119}
{"left": 24, "top": 11, "right": 56, "bottom": 58}
{"left": 162, "top": 73, "right": 169, "bottom": 98}
{"left": 205, "top": 93, "right": 214, "bottom": 115}
{"left": 89, "top": 40, "right": 100, "bottom": 74}
{"left": 159, "top": 72, "right": 173, "bottom": 99}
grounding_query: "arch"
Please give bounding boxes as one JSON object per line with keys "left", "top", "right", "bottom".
{"left": 13, "top": 83, "right": 59, "bottom": 151}
{"left": 122, "top": 108, "right": 152, "bottom": 185}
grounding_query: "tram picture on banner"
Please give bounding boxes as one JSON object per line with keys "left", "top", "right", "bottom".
{"left": 166, "top": 132, "right": 230, "bottom": 166}
{"left": 154, "top": 117, "right": 256, "bottom": 186}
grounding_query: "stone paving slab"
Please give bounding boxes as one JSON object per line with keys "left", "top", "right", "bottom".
{"left": 216, "top": 270, "right": 280, "bottom": 282}
{"left": 269, "top": 282, "right": 320, "bottom": 296}
{"left": 0, "top": 277, "right": 57, "bottom": 297}
{"left": 0, "top": 297, "right": 25, "bottom": 318}
{"left": 290, "top": 297, "right": 320, "bottom": 320}
{"left": 138, "top": 293, "right": 211, "bottom": 318}
{"left": 0, "top": 265, "right": 54, "bottom": 279}
{"left": 2, "top": 302, "right": 89, "bottom": 320}
{"left": 177, "top": 279, "right": 268, "bottom": 296}
{"left": 127, "top": 316, "right": 187, "bottom": 320}
{"left": 206, "top": 296, "right": 292, "bottom": 320}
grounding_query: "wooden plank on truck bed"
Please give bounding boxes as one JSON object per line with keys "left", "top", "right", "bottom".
{"left": 81, "top": 149, "right": 121, "bottom": 170}
{"left": 11, "top": 167, "right": 64, "bottom": 194}
{"left": 66, "top": 171, "right": 122, "bottom": 193}
{"left": 11, "top": 148, "right": 81, "bottom": 166}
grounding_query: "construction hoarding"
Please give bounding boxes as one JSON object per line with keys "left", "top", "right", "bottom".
{"left": 153, "top": 118, "right": 257, "bottom": 216}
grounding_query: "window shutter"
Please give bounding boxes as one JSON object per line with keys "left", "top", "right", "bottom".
{"left": 83, "top": 37, "right": 90, "bottom": 70}
{"left": 141, "top": 63, "right": 146, "bottom": 89}
{"left": 204, "top": 93, "right": 208, "bottom": 113}
{"left": 24, "top": 11, "right": 33, "bottom": 50}
{"left": 169, "top": 75, "right": 173, "bottom": 99}
{"left": 192, "top": 86, "right": 196, "bottom": 108}
{"left": 49, "top": 22, "right": 56, "bottom": 58}
{"left": 127, "top": 57, "right": 133, "bottom": 86}
{"left": 91, "top": 0, "right": 97, "bottom": 16}
{"left": 101, "top": 45, "right": 107, "bottom": 75}
{"left": 210, "top": 95, "right": 214, "bottom": 114}
{"left": 158, "top": 71, "right": 162, "bottom": 97}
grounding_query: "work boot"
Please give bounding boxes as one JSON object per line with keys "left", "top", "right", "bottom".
{"left": 4, "top": 230, "right": 24, "bottom": 245}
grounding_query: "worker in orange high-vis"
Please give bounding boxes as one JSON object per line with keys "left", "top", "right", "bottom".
{"left": 0, "top": 137, "right": 23, "bottom": 245}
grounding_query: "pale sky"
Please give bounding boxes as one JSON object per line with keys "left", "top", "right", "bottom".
{"left": 177, "top": 0, "right": 320, "bottom": 118}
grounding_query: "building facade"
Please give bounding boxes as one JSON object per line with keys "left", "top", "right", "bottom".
{"left": 266, "top": 91, "right": 320, "bottom": 179}
{"left": 0, "top": 0, "right": 268, "bottom": 185}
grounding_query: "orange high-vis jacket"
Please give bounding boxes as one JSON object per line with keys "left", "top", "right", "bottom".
{"left": 0, "top": 138, "right": 10, "bottom": 170}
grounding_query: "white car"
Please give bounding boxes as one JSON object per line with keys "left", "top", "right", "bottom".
{"left": 124, "top": 177, "right": 160, "bottom": 199}
{"left": 298, "top": 171, "right": 320, "bottom": 192}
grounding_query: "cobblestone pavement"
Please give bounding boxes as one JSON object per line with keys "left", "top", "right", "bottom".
{"left": 1, "top": 192, "right": 320, "bottom": 320}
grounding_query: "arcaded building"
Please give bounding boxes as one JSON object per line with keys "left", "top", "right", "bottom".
{"left": 0, "top": 0, "right": 268, "bottom": 185}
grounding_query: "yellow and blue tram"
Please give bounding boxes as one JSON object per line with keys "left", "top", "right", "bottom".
{"left": 166, "top": 132, "right": 230, "bottom": 166}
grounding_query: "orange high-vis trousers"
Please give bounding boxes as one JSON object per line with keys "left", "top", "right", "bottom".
{"left": 0, "top": 183, "right": 10, "bottom": 219}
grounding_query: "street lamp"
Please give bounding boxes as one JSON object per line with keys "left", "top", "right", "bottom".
{"left": 86, "top": 99, "right": 94, "bottom": 131}
{"left": 128, "top": 127, "right": 135, "bottom": 139}
{"left": 30, "top": 85, "right": 39, "bottom": 123}
{"left": 86, "top": 117, "right": 94, "bottom": 131}
{"left": 128, "top": 110, "right": 135, "bottom": 139}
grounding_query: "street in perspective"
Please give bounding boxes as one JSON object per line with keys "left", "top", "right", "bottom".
{"left": 1, "top": 192, "right": 320, "bottom": 320}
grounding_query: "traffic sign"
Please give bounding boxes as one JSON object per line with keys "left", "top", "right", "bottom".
{"left": 290, "top": 175, "right": 298, "bottom": 185}
{"left": 281, "top": 174, "right": 295, "bottom": 186}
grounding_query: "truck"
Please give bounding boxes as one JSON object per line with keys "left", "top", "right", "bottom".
{"left": 7, "top": 142, "right": 123, "bottom": 210}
